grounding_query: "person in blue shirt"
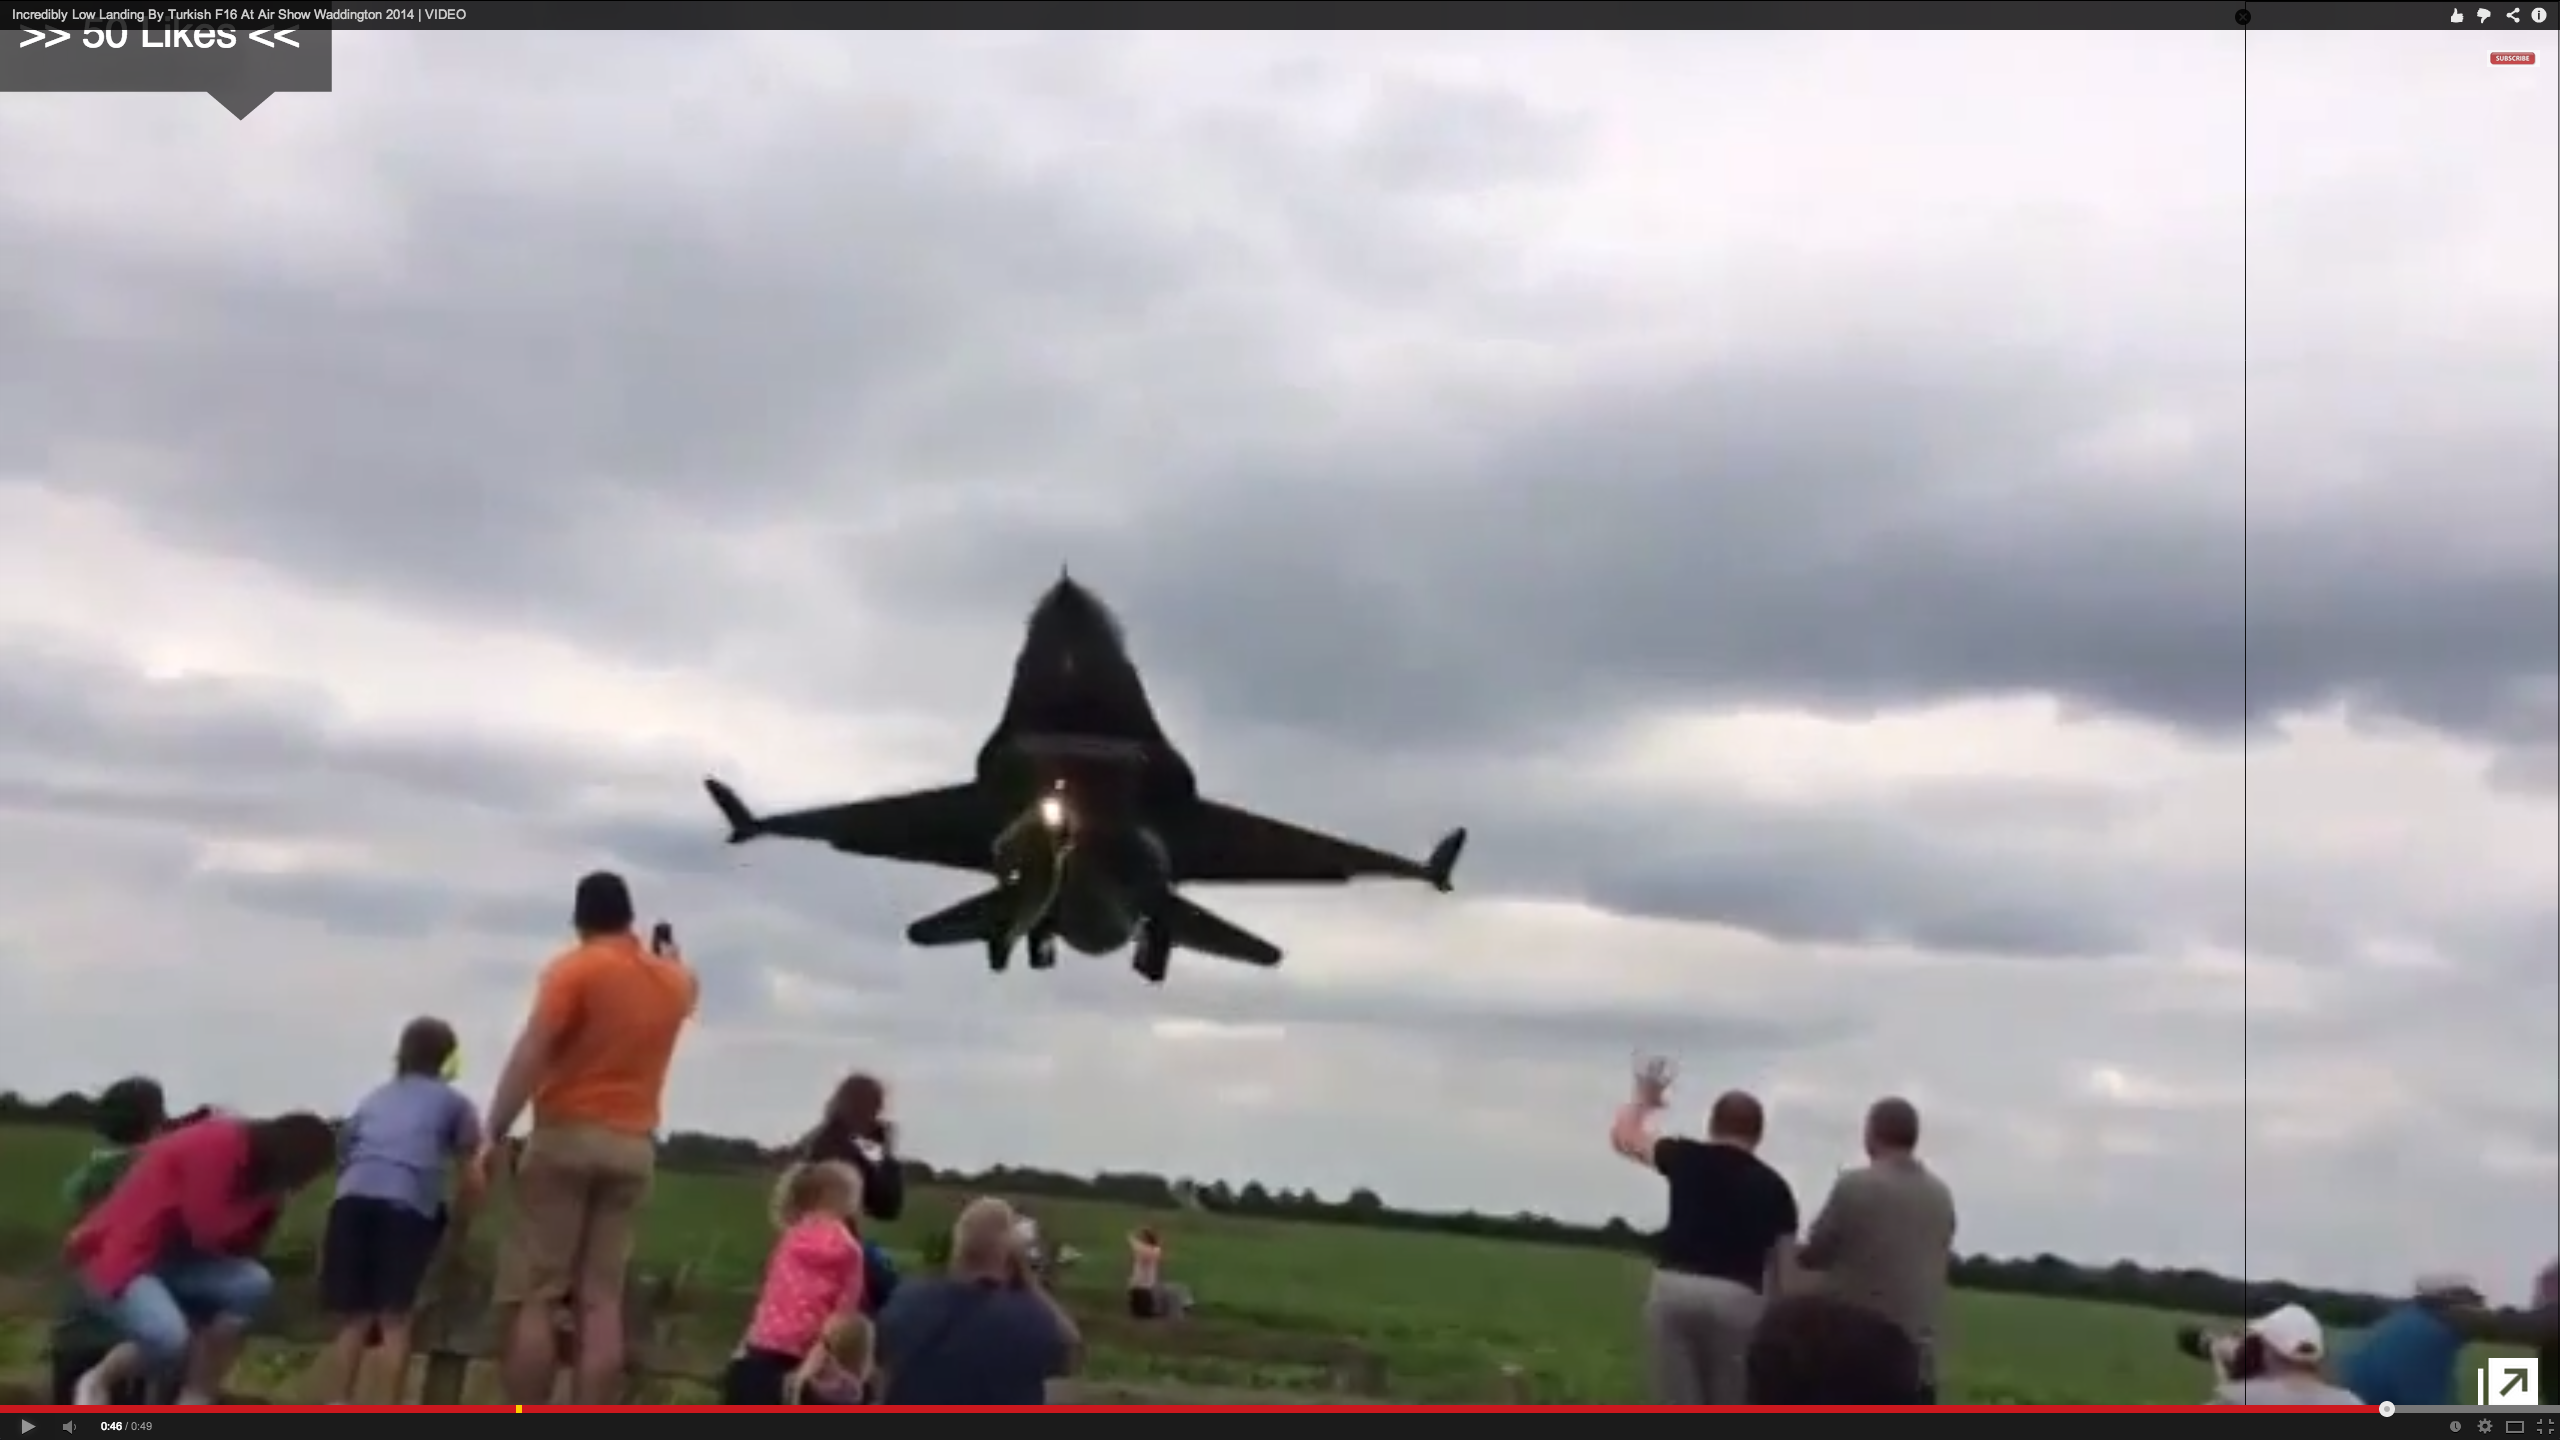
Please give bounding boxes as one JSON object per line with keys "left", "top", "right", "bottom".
{"left": 2338, "top": 1273, "right": 2537, "bottom": 1406}
{"left": 309, "top": 1018, "right": 484, "bottom": 1405}
{"left": 875, "top": 1197, "right": 1081, "bottom": 1406}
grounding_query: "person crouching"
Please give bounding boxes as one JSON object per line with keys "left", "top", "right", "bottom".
{"left": 722, "top": 1161, "right": 869, "bottom": 1405}
{"left": 66, "top": 1111, "right": 337, "bottom": 1404}
{"left": 50, "top": 1077, "right": 171, "bottom": 1406}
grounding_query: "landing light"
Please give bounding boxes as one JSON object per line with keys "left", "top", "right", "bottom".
{"left": 1038, "top": 795, "right": 1067, "bottom": 829}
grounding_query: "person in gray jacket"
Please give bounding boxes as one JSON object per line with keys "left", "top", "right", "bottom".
{"left": 1796, "top": 1098, "right": 1956, "bottom": 1402}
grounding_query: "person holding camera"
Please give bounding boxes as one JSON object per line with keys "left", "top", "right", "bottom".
{"left": 2194, "top": 1305, "right": 2364, "bottom": 1404}
{"left": 794, "top": 1073, "right": 907, "bottom": 1322}
{"left": 479, "top": 871, "right": 700, "bottom": 1406}
{"left": 796, "top": 1073, "right": 908, "bottom": 1224}
{"left": 873, "top": 1196, "right": 1083, "bottom": 1405}
{"left": 1796, "top": 1097, "right": 1955, "bottom": 1403}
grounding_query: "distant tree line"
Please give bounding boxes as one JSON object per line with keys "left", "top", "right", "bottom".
{"left": 0, "top": 1086, "right": 2517, "bottom": 1333}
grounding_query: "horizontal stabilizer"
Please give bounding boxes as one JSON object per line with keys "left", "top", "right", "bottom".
{"left": 1426, "top": 827, "right": 1468, "bottom": 893}
{"left": 1161, "top": 895, "right": 1283, "bottom": 967}
{"left": 704, "top": 776, "right": 760, "bottom": 844}
{"left": 907, "top": 888, "right": 1014, "bottom": 948}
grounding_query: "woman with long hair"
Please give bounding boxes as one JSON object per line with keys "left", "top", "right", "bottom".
{"left": 796, "top": 1073, "right": 906, "bottom": 1223}
{"left": 795, "top": 1073, "right": 907, "bottom": 1320}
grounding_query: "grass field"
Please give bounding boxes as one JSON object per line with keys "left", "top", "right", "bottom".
{"left": 0, "top": 1122, "right": 2507, "bottom": 1404}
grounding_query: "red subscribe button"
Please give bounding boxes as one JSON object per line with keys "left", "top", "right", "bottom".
{"left": 2489, "top": 51, "right": 2537, "bottom": 63}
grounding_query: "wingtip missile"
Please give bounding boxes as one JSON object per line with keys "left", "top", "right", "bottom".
{"left": 703, "top": 776, "right": 761, "bottom": 844}
{"left": 1425, "top": 827, "right": 1468, "bottom": 893}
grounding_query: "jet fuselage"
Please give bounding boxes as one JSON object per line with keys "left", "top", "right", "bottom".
{"left": 977, "top": 578, "right": 1189, "bottom": 955}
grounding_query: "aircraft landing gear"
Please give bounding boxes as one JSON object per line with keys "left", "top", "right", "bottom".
{"left": 985, "top": 938, "right": 1011, "bottom": 974}
{"left": 1131, "top": 922, "right": 1171, "bottom": 986}
{"left": 1028, "top": 929, "right": 1060, "bottom": 971}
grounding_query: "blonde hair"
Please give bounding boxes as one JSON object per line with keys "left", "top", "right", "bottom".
{"left": 951, "top": 1195, "right": 1020, "bottom": 1273}
{"left": 784, "top": 1312, "right": 878, "bottom": 1403}
{"left": 821, "top": 1312, "right": 876, "bottom": 1378}
{"left": 770, "top": 1159, "right": 864, "bottom": 1229}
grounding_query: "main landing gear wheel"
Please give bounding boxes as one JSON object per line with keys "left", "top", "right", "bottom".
{"left": 985, "top": 939, "right": 1011, "bottom": 974}
{"left": 1029, "top": 933, "right": 1060, "bottom": 971}
{"left": 1131, "top": 925, "right": 1170, "bottom": 986}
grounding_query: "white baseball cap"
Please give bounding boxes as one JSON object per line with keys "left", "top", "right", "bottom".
{"left": 2247, "top": 1303, "right": 2325, "bottom": 1361}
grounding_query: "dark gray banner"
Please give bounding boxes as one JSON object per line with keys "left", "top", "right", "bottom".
{"left": 4, "top": 21, "right": 332, "bottom": 118}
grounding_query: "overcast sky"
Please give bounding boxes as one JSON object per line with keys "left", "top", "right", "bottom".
{"left": 1, "top": 31, "right": 2552, "bottom": 1298}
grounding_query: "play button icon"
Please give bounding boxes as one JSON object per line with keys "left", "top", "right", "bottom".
{"left": 21, "top": 1420, "right": 35, "bottom": 1434}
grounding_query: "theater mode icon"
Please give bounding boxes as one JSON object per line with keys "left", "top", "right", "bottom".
{"left": 2479, "top": 1357, "right": 2540, "bottom": 1406}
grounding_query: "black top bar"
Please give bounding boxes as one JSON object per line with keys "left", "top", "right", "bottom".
{"left": 7, "top": 1, "right": 2553, "bottom": 31}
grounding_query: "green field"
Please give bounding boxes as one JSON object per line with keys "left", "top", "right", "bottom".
{"left": 0, "top": 1122, "right": 2500, "bottom": 1404}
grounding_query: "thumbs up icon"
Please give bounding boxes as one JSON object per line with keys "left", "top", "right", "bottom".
{"left": 2454, "top": 7, "right": 2466, "bottom": 18}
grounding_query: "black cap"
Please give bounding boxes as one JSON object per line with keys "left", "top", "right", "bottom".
{"left": 572, "top": 871, "right": 635, "bottom": 934}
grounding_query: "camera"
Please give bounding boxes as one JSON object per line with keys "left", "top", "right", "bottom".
{"left": 2174, "top": 1326, "right": 2266, "bottom": 1382}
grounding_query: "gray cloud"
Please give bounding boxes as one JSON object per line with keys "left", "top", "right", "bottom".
{"left": 5, "top": 46, "right": 2544, "bottom": 764}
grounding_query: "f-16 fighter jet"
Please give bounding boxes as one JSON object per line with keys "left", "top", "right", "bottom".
{"left": 703, "top": 575, "right": 1467, "bottom": 985}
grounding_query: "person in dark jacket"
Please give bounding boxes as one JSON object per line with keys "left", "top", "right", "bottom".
{"left": 796, "top": 1073, "right": 906, "bottom": 1320}
{"left": 797, "top": 1074, "right": 906, "bottom": 1222}
{"left": 1746, "top": 1294, "right": 1926, "bottom": 1405}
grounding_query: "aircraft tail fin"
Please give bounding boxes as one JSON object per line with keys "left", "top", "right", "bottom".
{"left": 1425, "top": 827, "right": 1468, "bottom": 893}
{"left": 906, "top": 888, "right": 1019, "bottom": 948}
{"left": 1160, "top": 895, "right": 1283, "bottom": 967}
{"left": 703, "top": 777, "right": 762, "bottom": 844}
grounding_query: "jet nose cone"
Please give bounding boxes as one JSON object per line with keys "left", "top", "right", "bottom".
{"left": 1028, "top": 573, "right": 1122, "bottom": 648}
{"left": 1035, "top": 575, "right": 1100, "bottom": 624}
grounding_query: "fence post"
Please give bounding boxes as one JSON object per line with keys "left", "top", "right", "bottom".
{"left": 412, "top": 1247, "right": 486, "bottom": 1405}
{"left": 1333, "top": 1348, "right": 1387, "bottom": 1395}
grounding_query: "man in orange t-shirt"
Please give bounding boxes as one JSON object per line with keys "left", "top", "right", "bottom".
{"left": 480, "top": 871, "right": 698, "bottom": 1405}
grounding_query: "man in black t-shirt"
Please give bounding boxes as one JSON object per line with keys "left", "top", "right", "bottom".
{"left": 1611, "top": 1060, "right": 1800, "bottom": 1405}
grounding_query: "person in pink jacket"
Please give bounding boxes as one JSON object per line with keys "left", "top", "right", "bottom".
{"left": 63, "top": 1111, "right": 336, "bottom": 1404}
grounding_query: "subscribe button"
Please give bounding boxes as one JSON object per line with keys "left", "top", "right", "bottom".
{"left": 2490, "top": 44, "right": 2545, "bottom": 86}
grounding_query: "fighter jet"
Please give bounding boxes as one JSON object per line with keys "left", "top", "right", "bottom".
{"left": 701, "top": 575, "right": 1467, "bottom": 985}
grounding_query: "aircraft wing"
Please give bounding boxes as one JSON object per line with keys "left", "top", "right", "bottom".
{"left": 704, "top": 777, "right": 998, "bottom": 873}
{"left": 1171, "top": 799, "right": 1467, "bottom": 891}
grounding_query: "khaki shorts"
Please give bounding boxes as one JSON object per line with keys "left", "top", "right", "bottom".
{"left": 493, "top": 1124, "right": 656, "bottom": 1308}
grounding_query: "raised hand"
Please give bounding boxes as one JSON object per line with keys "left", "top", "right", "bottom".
{"left": 1632, "top": 1053, "right": 1677, "bottom": 1108}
